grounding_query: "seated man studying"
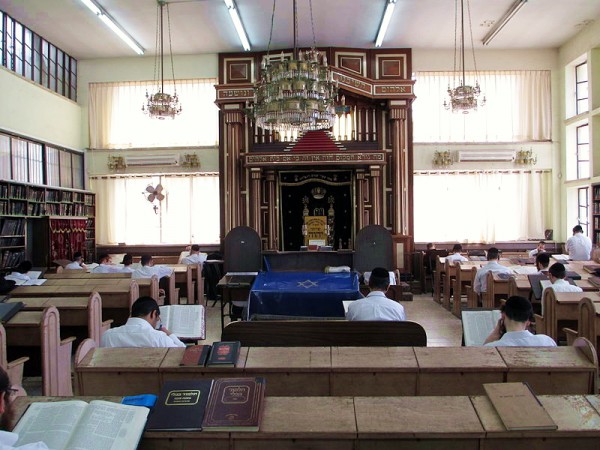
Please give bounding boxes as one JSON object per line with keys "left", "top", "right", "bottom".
{"left": 473, "top": 247, "right": 512, "bottom": 296}
{"left": 101, "top": 296, "right": 185, "bottom": 348}
{"left": 546, "top": 262, "right": 583, "bottom": 293}
{"left": 484, "top": 296, "right": 556, "bottom": 347}
{"left": 346, "top": 267, "right": 405, "bottom": 321}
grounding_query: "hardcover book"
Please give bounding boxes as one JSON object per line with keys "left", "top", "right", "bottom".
{"left": 0, "top": 301, "right": 24, "bottom": 323}
{"left": 13, "top": 400, "right": 149, "bottom": 449}
{"left": 145, "top": 379, "right": 214, "bottom": 431}
{"left": 201, "top": 377, "right": 266, "bottom": 432}
{"left": 180, "top": 344, "right": 211, "bottom": 366}
{"left": 207, "top": 341, "right": 241, "bottom": 367}
{"left": 158, "top": 304, "right": 205, "bottom": 340}
{"left": 484, "top": 382, "right": 557, "bottom": 431}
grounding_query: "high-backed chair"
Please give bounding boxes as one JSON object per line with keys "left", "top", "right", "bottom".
{"left": 354, "top": 225, "right": 393, "bottom": 274}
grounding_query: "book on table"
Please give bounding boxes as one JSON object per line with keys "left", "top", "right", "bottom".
{"left": 180, "top": 344, "right": 211, "bottom": 366}
{"left": 201, "top": 377, "right": 266, "bottom": 432}
{"left": 484, "top": 382, "right": 557, "bottom": 431}
{"left": 159, "top": 304, "right": 205, "bottom": 340}
{"left": 145, "top": 379, "right": 213, "bottom": 431}
{"left": 207, "top": 341, "right": 241, "bottom": 367}
{"left": 461, "top": 308, "right": 502, "bottom": 346}
{"left": 13, "top": 400, "right": 149, "bottom": 450}
{"left": 0, "top": 301, "right": 24, "bottom": 323}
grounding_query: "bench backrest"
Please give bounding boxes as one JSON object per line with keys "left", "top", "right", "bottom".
{"left": 221, "top": 320, "right": 427, "bottom": 347}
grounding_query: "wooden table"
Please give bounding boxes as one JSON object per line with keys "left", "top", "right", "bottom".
{"left": 217, "top": 274, "right": 254, "bottom": 330}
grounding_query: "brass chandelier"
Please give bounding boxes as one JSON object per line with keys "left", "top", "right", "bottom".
{"left": 250, "top": 0, "right": 337, "bottom": 131}
{"left": 142, "top": 0, "right": 181, "bottom": 119}
{"left": 444, "top": 0, "right": 485, "bottom": 114}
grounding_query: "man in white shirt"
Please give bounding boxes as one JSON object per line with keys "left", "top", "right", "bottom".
{"left": 91, "top": 253, "right": 123, "bottom": 274}
{"left": 64, "top": 252, "right": 86, "bottom": 270}
{"left": 100, "top": 296, "right": 185, "bottom": 348}
{"left": 473, "top": 247, "right": 512, "bottom": 295}
{"left": 346, "top": 267, "right": 405, "bottom": 321}
{"left": 484, "top": 296, "right": 556, "bottom": 347}
{"left": 547, "top": 262, "right": 583, "bottom": 293}
{"left": 119, "top": 254, "right": 135, "bottom": 273}
{"left": 132, "top": 255, "right": 173, "bottom": 280}
{"left": 535, "top": 252, "right": 550, "bottom": 273}
{"left": 0, "top": 367, "right": 49, "bottom": 449}
{"left": 181, "top": 245, "right": 207, "bottom": 265}
{"left": 566, "top": 225, "right": 592, "bottom": 261}
{"left": 4, "top": 261, "right": 32, "bottom": 284}
{"left": 445, "top": 244, "right": 468, "bottom": 263}
{"left": 528, "top": 240, "right": 545, "bottom": 258}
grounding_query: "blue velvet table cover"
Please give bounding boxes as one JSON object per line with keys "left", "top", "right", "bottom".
{"left": 248, "top": 271, "right": 363, "bottom": 318}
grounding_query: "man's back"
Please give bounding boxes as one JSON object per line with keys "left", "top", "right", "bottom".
{"left": 346, "top": 292, "right": 405, "bottom": 321}
{"left": 101, "top": 317, "right": 184, "bottom": 348}
{"left": 484, "top": 330, "right": 556, "bottom": 347}
{"left": 567, "top": 233, "right": 592, "bottom": 260}
{"left": 474, "top": 261, "right": 512, "bottom": 293}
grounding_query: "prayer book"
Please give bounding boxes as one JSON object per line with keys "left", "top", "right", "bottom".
{"left": 461, "top": 309, "right": 501, "bottom": 346}
{"left": 180, "top": 344, "right": 211, "bottom": 366}
{"left": 13, "top": 400, "right": 149, "bottom": 449}
{"left": 484, "top": 382, "right": 557, "bottom": 431}
{"left": 201, "top": 377, "right": 266, "bottom": 432}
{"left": 145, "top": 379, "right": 213, "bottom": 431}
{"left": 0, "top": 301, "right": 24, "bottom": 323}
{"left": 207, "top": 341, "right": 241, "bottom": 367}
{"left": 159, "top": 304, "right": 205, "bottom": 340}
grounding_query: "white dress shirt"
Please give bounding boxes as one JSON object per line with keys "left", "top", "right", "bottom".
{"left": 0, "top": 431, "right": 49, "bottom": 450}
{"left": 549, "top": 278, "right": 583, "bottom": 293}
{"left": 100, "top": 317, "right": 185, "bottom": 348}
{"left": 132, "top": 265, "right": 173, "bottom": 280}
{"left": 445, "top": 252, "right": 468, "bottom": 263}
{"left": 484, "top": 330, "right": 557, "bottom": 347}
{"left": 529, "top": 248, "right": 540, "bottom": 258}
{"left": 4, "top": 273, "right": 29, "bottom": 283}
{"left": 346, "top": 291, "right": 405, "bottom": 321}
{"left": 64, "top": 262, "right": 83, "bottom": 270}
{"left": 566, "top": 232, "right": 592, "bottom": 261}
{"left": 473, "top": 261, "right": 512, "bottom": 294}
{"left": 92, "top": 264, "right": 124, "bottom": 274}
{"left": 181, "top": 253, "right": 207, "bottom": 265}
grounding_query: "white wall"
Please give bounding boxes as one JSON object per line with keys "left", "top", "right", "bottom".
{"left": 0, "top": 66, "right": 82, "bottom": 149}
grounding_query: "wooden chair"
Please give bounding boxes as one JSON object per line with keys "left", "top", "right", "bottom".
{"left": 221, "top": 320, "right": 427, "bottom": 347}
{"left": 442, "top": 260, "right": 458, "bottom": 310}
{"left": 570, "top": 296, "right": 600, "bottom": 360}
{"left": 572, "top": 336, "right": 598, "bottom": 394}
{"left": 539, "top": 289, "right": 588, "bottom": 342}
{"left": 433, "top": 255, "right": 446, "bottom": 303}
{"left": 74, "top": 338, "right": 97, "bottom": 395}
{"left": 0, "top": 324, "right": 28, "bottom": 391}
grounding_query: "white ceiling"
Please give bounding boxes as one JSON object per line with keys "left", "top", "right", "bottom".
{"left": 1, "top": 0, "right": 599, "bottom": 60}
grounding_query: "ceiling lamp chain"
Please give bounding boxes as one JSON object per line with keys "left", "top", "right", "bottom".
{"left": 444, "top": 0, "right": 485, "bottom": 114}
{"left": 142, "top": 0, "right": 182, "bottom": 119}
{"left": 249, "top": 0, "right": 338, "bottom": 132}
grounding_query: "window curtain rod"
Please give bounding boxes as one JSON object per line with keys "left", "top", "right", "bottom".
{"left": 90, "top": 172, "right": 219, "bottom": 180}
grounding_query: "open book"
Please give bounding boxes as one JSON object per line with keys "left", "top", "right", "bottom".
{"left": 159, "top": 304, "right": 205, "bottom": 339}
{"left": 462, "top": 309, "right": 501, "bottom": 346}
{"left": 14, "top": 400, "right": 149, "bottom": 450}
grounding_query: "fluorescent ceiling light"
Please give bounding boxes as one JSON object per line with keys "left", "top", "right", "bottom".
{"left": 375, "top": 0, "right": 396, "bottom": 48}
{"left": 79, "top": 0, "right": 144, "bottom": 55}
{"left": 482, "top": 0, "right": 528, "bottom": 46}
{"left": 223, "top": 0, "right": 251, "bottom": 51}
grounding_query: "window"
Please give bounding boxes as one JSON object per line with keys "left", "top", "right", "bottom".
{"left": 0, "top": 9, "right": 77, "bottom": 100}
{"left": 91, "top": 174, "right": 220, "bottom": 245}
{"left": 577, "top": 187, "right": 589, "bottom": 236}
{"left": 576, "top": 124, "right": 589, "bottom": 179}
{"left": 575, "top": 62, "right": 588, "bottom": 115}
{"left": 413, "top": 71, "right": 551, "bottom": 143}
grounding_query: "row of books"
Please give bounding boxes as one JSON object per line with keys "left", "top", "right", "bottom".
{"left": 0, "top": 236, "right": 24, "bottom": 247}
{"left": 12, "top": 376, "right": 266, "bottom": 449}
{"left": 45, "top": 203, "right": 86, "bottom": 216}
{"left": 0, "top": 249, "right": 24, "bottom": 269}
{"left": 180, "top": 341, "right": 241, "bottom": 367}
{"left": 0, "top": 219, "right": 25, "bottom": 236}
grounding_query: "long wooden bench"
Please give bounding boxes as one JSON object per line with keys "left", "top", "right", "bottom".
{"left": 11, "top": 394, "right": 600, "bottom": 450}
{"left": 9, "top": 282, "right": 139, "bottom": 326}
{"left": 75, "top": 339, "right": 598, "bottom": 397}
{"left": 220, "top": 320, "right": 428, "bottom": 347}
{"left": 5, "top": 307, "right": 74, "bottom": 396}
{"left": 43, "top": 276, "right": 160, "bottom": 304}
{"left": 6, "top": 293, "right": 112, "bottom": 346}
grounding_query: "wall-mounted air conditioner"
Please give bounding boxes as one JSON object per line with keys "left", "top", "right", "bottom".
{"left": 124, "top": 154, "right": 179, "bottom": 167}
{"left": 457, "top": 150, "right": 515, "bottom": 162}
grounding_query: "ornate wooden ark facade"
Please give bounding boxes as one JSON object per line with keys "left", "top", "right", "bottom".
{"left": 215, "top": 47, "right": 415, "bottom": 268}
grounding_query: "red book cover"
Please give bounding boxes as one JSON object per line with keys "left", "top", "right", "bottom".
{"left": 179, "top": 345, "right": 211, "bottom": 366}
{"left": 201, "top": 377, "right": 266, "bottom": 431}
{"left": 207, "top": 341, "right": 241, "bottom": 367}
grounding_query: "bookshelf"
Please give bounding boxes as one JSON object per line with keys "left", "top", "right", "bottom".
{"left": 0, "top": 180, "right": 95, "bottom": 270}
{"left": 593, "top": 183, "right": 600, "bottom": 245}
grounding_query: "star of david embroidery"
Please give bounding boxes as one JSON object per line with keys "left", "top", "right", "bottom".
{"left": 297, "top": 279, "right": 318, "bottom": 289}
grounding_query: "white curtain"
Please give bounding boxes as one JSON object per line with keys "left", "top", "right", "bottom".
{"left": 413, "top": 171, "right": 550, "bottom": 243}
{"left": 90, "top": 174, "right": 220, "bottom": 245}
{"left": 89, "top": 79, "right": 219, "bottom": 149}
{"left": 413, "top": 71, "right": 551, "bottom": 142}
